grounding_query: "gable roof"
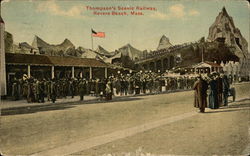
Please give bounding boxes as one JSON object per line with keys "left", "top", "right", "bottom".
{"left": 192, "top": 61, "right": 222, "bottom": 68}
{"left": 0, "top": 16, "right": 4, "bottom": 24}
{"left": 205, "top": 61, "right": 222, "bottom": 67}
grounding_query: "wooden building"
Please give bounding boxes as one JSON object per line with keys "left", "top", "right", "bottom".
{"left": 5, "top": 53, "right": 110, "bottom": 82}
{"left": 185, "top": 61, "right": 223, "bottom": 74}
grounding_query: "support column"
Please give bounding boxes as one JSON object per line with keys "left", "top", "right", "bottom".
{"left": 51, "top": 66, "right": 55, "bottom": 79}
{"left": 0, "top": 8, "right": 7, "bottom": 96}
{"left": 89, "top": 67, "right": 92, "bottom": 80}
{"left": 28, "top": 65, "right": 31, "bottom": 78}
{"left": 80, "top": 72, "right": 83, "bottom": 78}
{"left": 154, "top": 61, "right": 157, "bottom": 72}
{"left": 168, "top": 57, "right": 171, "bottom": 69}
{"left": 80, "top": 67, "right": 84, "bottom": 78}
{"left": 161, "top": 59, "right": 164, "bottom": 72}
{"left": 105, "top": 67, "right": 108, "bottom": 79}
{"left": 72, "top": 66, "right": 75, "bottom": 78}
{"left": 143, "top": 63, "right": 148, "bottom": 71}
{"left": 173, "top": 56, "right": 176, "bottom": 68}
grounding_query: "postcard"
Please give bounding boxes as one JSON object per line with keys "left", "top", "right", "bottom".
{"left": 0, "top": 0, "right": 249, "bottom": 155}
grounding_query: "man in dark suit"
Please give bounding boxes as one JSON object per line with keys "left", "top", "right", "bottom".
{"left": 222, "top": 74, "right": 230, "bottom": 106}
{"left": 193, "top": 75, "right": 208, "bottom": 113}
{"left": 217, "top": 74, "right": 223, "bottom": 107}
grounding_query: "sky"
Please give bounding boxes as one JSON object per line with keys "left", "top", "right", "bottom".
{"left": 1, "top": 0, "right": 249, "bottom": 52}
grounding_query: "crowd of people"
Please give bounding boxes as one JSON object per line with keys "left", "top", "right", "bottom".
{"left": 8, "top": 71, "right": 234, "bottom": 110}
{"left": 193, "top": 72, "right": 234, "bottom": 113}
{"left": 8, "top": 71, "right": 198, "bottom": 103}
{"left": 9, "top": 77, "right": 109, "bottom": 103}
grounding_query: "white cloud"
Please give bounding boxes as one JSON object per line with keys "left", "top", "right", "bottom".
{"left": 36, "top": 0, "right": 87, "bottom": 19}
{"left": 1, "top": 0, "right": 11, "bottom": 4}
{"left": 188, "top": 9, "right": 200, "bottom": 16}
{"left": 150, "top": 11, "right": 168, "bottom": 20}
{"left": 150, "top": 4, "right": 200, "bottom": 20}
{"left": 169, "top": 4, "right": 185, "bottom": 18}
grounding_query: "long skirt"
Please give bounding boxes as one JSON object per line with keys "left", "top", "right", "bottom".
{"left": 105, "top": 93, "right": 112, "bottom": 100}
{"left": 209, "top": 91, "right": 219, "bottom": 109}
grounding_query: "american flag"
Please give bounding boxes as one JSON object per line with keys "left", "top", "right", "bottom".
{"left": 92, "top": 29, "right": 105, "bottom": 38}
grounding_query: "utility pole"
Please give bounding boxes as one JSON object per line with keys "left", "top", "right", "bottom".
{"left": 91, "top": 29, "right": 93, "bottom": 50}
{"left": 201, "top": 44, "right": 205, "bottom": 62}
{"left": 0, "top": 0, "right": 2, "bottom": 13}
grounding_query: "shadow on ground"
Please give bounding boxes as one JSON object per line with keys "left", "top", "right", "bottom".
{"left": 1, "top": 96, "right": 142, "bottom": 116}
{"left": 205, "top": 101, "right": 250, "bottom": 114}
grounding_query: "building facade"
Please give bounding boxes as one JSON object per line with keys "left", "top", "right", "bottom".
{"left": 0, "top": 0, "right": 7, "bottom": 96}
{"left": 239, "top": 53, "right": 250, "bottom": 80}
{"left": 221, "top": 53, "right": 250, "bottom": 81}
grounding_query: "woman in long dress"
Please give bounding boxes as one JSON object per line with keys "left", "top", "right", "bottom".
{"left": 105, "top": 81, "right": 112, "bottom": 100}
{"left": 208, "top": 76, "right": 219, "bottom": 109}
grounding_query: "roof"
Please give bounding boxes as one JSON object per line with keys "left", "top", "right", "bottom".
{"left": 0, "top": 16, "right": 4, "bottom": 24}
{"left": 192, "top": 61, "right": 222, "bottom": 68}
{"left": 205, "top": 61, "right": 222, "bottom": 67}
{"left": 106, "top": 63, "right": 132, "bottom": 71}
{"left": 19, "top": 42, "right": 36, "bottom": 50}
{"left": 6, "top": 53, "right": 108, "bottom": 67}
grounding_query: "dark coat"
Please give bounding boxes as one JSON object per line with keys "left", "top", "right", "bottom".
{"left": 222, "top": 76, "right": 230, "bottom": 93}
{"left": 193, "top": 79, "right": 208, "bottom": 108}
{"left": 79, "top": 81, "right": 87, "bottom": 96}
{"left": 27, "top": 82, "right": 35, "bottom": 102}
{"left": 50, "top": 82, "right": 57, "bottom": 101}
{"left": 217, "top": 77, "right": 223, "bottom": 94}
{"left": 208, "top": 79, "right": 219, "bottom": 109}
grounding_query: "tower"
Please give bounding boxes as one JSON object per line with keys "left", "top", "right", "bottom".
{"left": 0, "top": 0, "right": 7, "bottom": 96}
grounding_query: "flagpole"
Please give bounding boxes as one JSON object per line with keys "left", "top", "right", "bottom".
{"left": 91, "top": 29, "right": 93, "bottom": 50}
{"left": 202, "top": 44, "right": 204, "bottom": 62}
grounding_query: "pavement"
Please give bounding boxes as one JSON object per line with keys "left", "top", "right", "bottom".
{"left": 74, "top": 99, "right": 250, "bottom": 156}
{"left": 0, "top": 89, "right": 192, "bottom": 116}
{"left": 28, "top": 98, "right": 249, "bottom": 156}
{"left": 31, "top": 112, "right": 198, "bottom": 156}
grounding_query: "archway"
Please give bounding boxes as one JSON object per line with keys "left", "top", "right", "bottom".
{"left": 156, "top": 60, "right": 162, "bottom": 72}
{"left": 169, "top": 56, "right": 175, "bottom": 69}
{"left": 143, "top": 64, "right": 149, "bottom": 70}
{"left": 149, "top": 62, "right": 155, "bottom": 72}
{"left": 163, "top": 58, "right": 169, "bottom": 71}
